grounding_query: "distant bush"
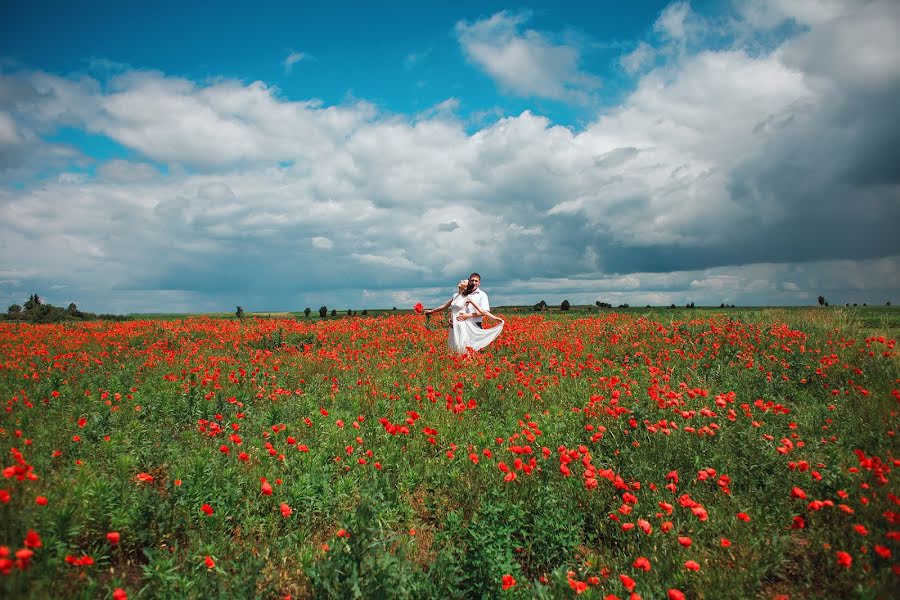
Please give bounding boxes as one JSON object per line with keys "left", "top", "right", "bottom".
{"left": 319, "top": 306, "right": 328, "bottom": 318}
{"left": 3, "top": 293, "right": 128, "bottom": 323}
{"left": 560, "top": 300, "right": 570, "bottom": 311}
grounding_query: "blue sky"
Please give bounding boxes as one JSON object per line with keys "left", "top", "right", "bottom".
{"left": 1, "top": 1, "right": 899, "bottom": 313}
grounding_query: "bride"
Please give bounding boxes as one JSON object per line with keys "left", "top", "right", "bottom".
{"left": 425, "top": 279, "right": 504, "bottom": 353}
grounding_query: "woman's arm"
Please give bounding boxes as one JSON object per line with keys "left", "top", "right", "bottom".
{"left": 425, "top": 297, "right": 453, "bottom": 315}
{"left": 464, "top": 299, "right": 503, "bottom": 322}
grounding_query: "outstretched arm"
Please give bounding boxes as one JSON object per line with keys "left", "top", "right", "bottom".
{"left": 425, "top": 297, "right": 453, "bottom": 315}
{"left": 464, "top": 299, "right": 503, "bottom": 322}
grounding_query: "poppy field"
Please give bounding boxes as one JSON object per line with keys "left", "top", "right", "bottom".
{"left": 1, "top": 308, "right": 898, "bottom": 599}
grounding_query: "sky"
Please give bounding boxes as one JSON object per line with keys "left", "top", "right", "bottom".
{"left": 1, "top": 0, "right": 899, "bottom": 314}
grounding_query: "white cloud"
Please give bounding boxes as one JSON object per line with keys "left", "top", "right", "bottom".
{"left": 1, "top": 1, "right": 899, "bottom": 312}
{"left": 311, "top": 236, "right": 333, "bottom": 250}
{"left": 455, "top": 11, "right": 601, "bottom": 103}
{"left": 619, "top": 42, "right": 656, "bottom": 75}
{"left": 282, "top": 51, "right": 309, "bottom": 74}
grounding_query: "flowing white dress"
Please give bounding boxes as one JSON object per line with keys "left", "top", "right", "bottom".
{"left": 447, "top": 293, "right": 504, "bottom": 353}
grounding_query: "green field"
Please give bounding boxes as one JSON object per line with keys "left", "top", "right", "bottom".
{"left": 1, "top": 307, "right": 897, "bottom": 598}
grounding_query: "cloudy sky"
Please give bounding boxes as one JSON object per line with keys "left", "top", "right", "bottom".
{"left": 1, "top": 0, "right": 899, "bottom": 314}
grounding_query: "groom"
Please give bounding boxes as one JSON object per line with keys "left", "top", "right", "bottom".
{"left": 462, "top": 272, "right": 489, "bottom": 328}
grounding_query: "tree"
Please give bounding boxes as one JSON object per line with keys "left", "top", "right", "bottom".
{"left": 331, "top": 309, "right": 337, "bottom": 317}
{"left": 67, "top": 303, "right": 79, "bottom": 316}
{"left": 304, "top": 307, "right": 311, "bottom": 318}
{"left": 235, "top": 306, "right": 244, "bottom": 319}
{"left": 7, "top": 305, "right": 21, "bottom": 319}
{"left": 818, "top": 295, "right": 825, "bottom": 306}
{"left": 319, "top": 306, "right": 328, "bottom": 318}
{"left": 560, "top": 299, "right": 571, "bottom": 311}
{"left": 888, "top": 301, "right": 892, "bottom": 306}
{"left": 362, "top": 309, "right": 368, "bottom": 316}
{"left": 347, "top": 309, "right": 352, "bottom": 316}
{"left": 24, "top": 294, "right": 40, "bottom": 310}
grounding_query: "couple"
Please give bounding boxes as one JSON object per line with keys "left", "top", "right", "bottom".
{"left": 424, "top": 273, "right": 504, "bottom": 353}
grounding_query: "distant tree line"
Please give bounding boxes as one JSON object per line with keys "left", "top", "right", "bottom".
{"left": 3, "top": 294, "right": 129, "bottom": 323}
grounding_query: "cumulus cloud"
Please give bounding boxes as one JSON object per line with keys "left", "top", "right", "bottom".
{"left": 455, "top": 11, "right": 601, "bottom": 103}
{"left": 1, "top": 0, "right": 899, "bottom": 312}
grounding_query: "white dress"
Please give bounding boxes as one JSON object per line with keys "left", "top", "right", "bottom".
{"left": 447, "top": 293, "right": 504, "bottom": 353}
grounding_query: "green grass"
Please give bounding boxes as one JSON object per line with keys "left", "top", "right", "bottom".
{"left": 1, "top": 308, "right": 897, "bottom": 599}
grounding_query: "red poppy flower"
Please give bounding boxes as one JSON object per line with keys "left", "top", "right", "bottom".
{"left": 684, "top": 560, "right": 700, "bottom": 571}
{"left": 619, "top": 573, "right": 636, "bottom": 591}
{"left": 280, "top": 502, "right": 293, "bottom": 517}
{"left": 261, "top": 481, "right": 273, "bottom": 496}
{"left": 201, "top": 503, "right": 214, "bottom": 516}
{"left": 414, "top": 303, "right": 424, "bottom": 314}
{"left": 633, "top": 556, "right": 651, "bottom": 571}
{"left": 501, "top": 574, "right": 516, "bottom": 590}
{"left": 23, "top": 530, "right": 41, "bottom": 549}
{"left": 205, "top": 555, "right": 216, "bottom": 569}
{"left": 106, "top": 531, "right": 120, "bottom": 545}
{"left": 835, "top": 551, "right": 852, "bottom": 568}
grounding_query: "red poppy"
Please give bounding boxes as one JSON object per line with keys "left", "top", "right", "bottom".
{"left": 205, "top": 555, "right": 216, "bottom": 569}
{"left": 835, "top": 551, "right": 852, "bottom": 568}
{"left": 280, "top": 502, "right": 293, "bottom": 517}
{"left": 619, "top": 573, "right": 636, "bottom": 591}
{"left": 414, "top": 303, "right": 424, "bottom": 314}
{"left": 106, "top": 531, "right": 120, "bottom": 545}
{"left": 501, "top": 574, "right": 516, "bottom": 590}
{"left": 24, "top": 530, "right": 41, "bottom": 549}
{"left": 261, "top": 481, "right": 273, "bottom": 496}
{"left": 633, "top": 556, "right": 651, "bottom": 571}
{"left": 201, "top": 503, "right": 214, "bottom": 516}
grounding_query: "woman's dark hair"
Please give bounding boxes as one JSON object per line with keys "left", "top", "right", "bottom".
{"left": 463, "top": 272, "right": 481, "bottom": 296}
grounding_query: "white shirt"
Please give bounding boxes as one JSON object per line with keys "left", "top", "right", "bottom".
{"left": 465, "top": 288, "right": 490, "bottom": 325}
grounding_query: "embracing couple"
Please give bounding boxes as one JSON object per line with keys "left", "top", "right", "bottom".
{"left": 424, "top": 273, "right": 504, "bottom": 353}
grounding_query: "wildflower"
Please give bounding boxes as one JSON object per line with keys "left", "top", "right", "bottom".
{"left": 620, "top": 573, "right": 636, "bottom": 591}
{"left": 35, "top": 496, "right": 48, "bottom": 506}
{"left": 280, "top": 502, "right": 293, "bottom": 517}
{"left": 261, "top": 481, "right": 273, "bottom": 496}
{"left": 23, "top": 530, "right": 41, "bottom": 549}
{"left": 684, "top": 560, "right": 700, "bottom": 571}
{"left": 835, "top": 551, "right": 852, "bottom": 568}
{"left": 106, "top": 531, "right": 120, "bottom": 545}
{"left": 201, "top": 503, "right": 214, "bottom": 516}
{"left": 205, "top": 555, "right": 216, "bottom": 569}
{"left": 501, "top": 574, "right": 516, "bottom": 590}
{"left": 113, "top": 589, "right": 128, "bottom": 600}
{"left": 414, "top": 303, "right": 424, "bottom": 315}
{"left": 633, "top": 556, "right": 651, "bottom": 571}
